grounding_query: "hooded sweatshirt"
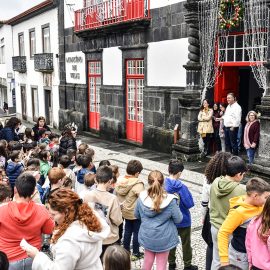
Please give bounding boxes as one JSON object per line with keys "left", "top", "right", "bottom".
{"left": 115, "top": 176, "right": 144, "bottom": 220}
{"left": 32, "top": 218, "right": 110, "bottom": 270}
{"left": 0, "top": 201, "right": 54, "bottom": 262}
{"left": 85, "top": 189, "right": 123, "bottom": 245}
{"left": 165, "top": 177, "right": 194, "bottom": 228}
{"left": 134, "top": 190, "right": 182, "bottom": 252}
{"left": 218, "top": 195, "right": 263, "bottom": 263}
{"left": 210, "top": 176, "right": 246, "bottom": 229}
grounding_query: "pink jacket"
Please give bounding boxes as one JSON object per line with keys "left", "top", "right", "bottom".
{"left": 246, "top": 217, "right": 270, "bottom": 269}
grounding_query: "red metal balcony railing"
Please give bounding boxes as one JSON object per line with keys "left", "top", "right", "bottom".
{"left": 74, "top": 0, "right": 150, "bottom": 32}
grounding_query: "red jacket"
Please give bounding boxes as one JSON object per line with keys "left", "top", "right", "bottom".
{"left": 0, "top": 201, "right": 54, "bottom": 262}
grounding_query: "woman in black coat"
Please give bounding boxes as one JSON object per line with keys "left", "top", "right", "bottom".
{"left": 0, "top": 117, "right": 21, "bottom": 142}
{"left": 59, "top": 125, "right": 77, "bottom": 156}
{"left": 32, "top": 116, "right": 51, "bottom": 141}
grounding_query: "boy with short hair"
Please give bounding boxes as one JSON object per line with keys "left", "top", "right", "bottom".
{"left": 218, "top": 177, "right": 270, "bottom": 269}
{"left": 38, "top": 130, "right": 51, "bottom": 145}
{"left": 59, "top": 155, "right": 76, "bottom": 189}
{"left": 79, "top": 173, "right": 96, "bottom": 200}
{"left": 42, "top": 167, "right": 66, "bottom": 204}
{"left": 210, "top": 156, "right": 247, "bottom": 270}
{"left": 75, "top": 154, "right": 94, "bottom": 193}
{"left": 6, "top": 150, "right": 24, "bottom": 194}
{"left": 0, "top": 183, "right": 11, "bottom": 204}
{"left": 115, "top": 159, "right": 144, "bottom": 260}
{"left": 165, "top": 159, "right": 197, "bottom": 270}
{"left": 84, "top": 166, "right": 122, "bottom": 256}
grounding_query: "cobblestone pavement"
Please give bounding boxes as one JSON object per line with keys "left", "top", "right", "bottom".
{"left": 88, "top": 142, "right": 207, "bottom": 270}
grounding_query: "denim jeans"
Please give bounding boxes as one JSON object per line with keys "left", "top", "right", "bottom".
{"left": 123, "top": 218, "right": 141, "bottom": 254}
{"left": 9, "top": 257, "right": 33, "bottom": 270}
{"left": 246, "top": 148, "right": 256, "bottom": 164}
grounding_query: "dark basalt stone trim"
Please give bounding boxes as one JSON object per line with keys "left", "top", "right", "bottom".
{"left": 119, "top": 44, "right": 148, "bottom": 50}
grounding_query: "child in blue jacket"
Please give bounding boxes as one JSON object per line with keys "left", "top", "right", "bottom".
{"left": 165, "top": 159, "right": 198, "bottom": 270}
{"left": 6, "top": 150, "right": 24, "bottom": 195}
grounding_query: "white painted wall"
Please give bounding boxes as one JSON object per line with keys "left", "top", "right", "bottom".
{"left": 64, "top": 0, "right": 84, "bottom": 29}
{"left": 12, "top": 8, "right": 60, "bottom": 127}
{"left": 150, "top": 0, "right": 184, "bottom": 9}
{"left": 103, "top": 47, "right": 122, "bottom": 86}
{"left": 0, "top": 24, "right": 14, "bottom": 108}
{"left": 147, "top": 38, "right": 188, "bottom": 87}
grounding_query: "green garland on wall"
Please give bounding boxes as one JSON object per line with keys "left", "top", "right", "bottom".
{"left": 219, "top": 0, "right": 244, "bottom": 30}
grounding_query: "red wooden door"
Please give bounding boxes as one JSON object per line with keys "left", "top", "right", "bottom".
{"left": 88, "top": 61, "right": 101, "bottom": 130}
{"left": 214, "top": 67, "right": 239, "bottom": 103}
{"left": 126, "top": 59, "right": 144, "bottom": 143}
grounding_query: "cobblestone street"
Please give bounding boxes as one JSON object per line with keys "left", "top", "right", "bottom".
{"left": 84, "top": 137, "right": 207, "bottom": 270}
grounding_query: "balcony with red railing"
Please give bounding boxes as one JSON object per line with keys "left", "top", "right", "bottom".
{"left": 74, "top": 0, "right": 151, "bottom": 37}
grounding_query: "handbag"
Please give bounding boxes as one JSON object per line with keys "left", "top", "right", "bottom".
{"left": 201, "top": 208, "right": 213, "bottom": 247}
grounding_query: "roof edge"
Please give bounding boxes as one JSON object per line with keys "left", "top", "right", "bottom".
{"left": 6, "top": 0, "right": 55, "bottom": 25}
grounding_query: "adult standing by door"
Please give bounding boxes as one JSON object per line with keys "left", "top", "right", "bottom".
{"left": 198, "top": 99, "right": 214, "bottom": 156}
{"left": 243, "top": 111, "right": 260, "bottom": 165}
{"left": 223, "top": 93, "right": 242, "bottom": 155}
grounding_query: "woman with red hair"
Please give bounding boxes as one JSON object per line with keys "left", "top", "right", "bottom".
{"left": 26, "top": 189, "right": 110, "bottom": 270}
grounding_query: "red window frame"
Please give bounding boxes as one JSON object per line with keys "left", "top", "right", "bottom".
{"left": 126, "top": 58, "right": 144, "bottom": 143}
{"left": 88, "top": 60, "right": 101, "bottom": 130}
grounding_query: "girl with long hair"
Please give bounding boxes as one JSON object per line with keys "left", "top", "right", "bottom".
{"left": 134, "top": 170, "right": 182, "bottom": 270}
{"left": 32, "top": 116, "right": 51, "bottom": 141}
{"left": 197, "top": 99, "right": 214, "bottom": 156}
{"left": 26, "top": 189, "right": 110, "bottom": 270}
{"left": 59, "top": 125, "right": 77, "bottom": 156}
{"left": 245, "top": 196, "right": 270, "bottom": 269}
{"left": 202, "top": 152, "right": 232, "bottom": 270}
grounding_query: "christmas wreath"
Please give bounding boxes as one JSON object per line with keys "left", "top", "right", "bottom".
{"left": 219, "top": 0, "right": 244, "bottom": 30}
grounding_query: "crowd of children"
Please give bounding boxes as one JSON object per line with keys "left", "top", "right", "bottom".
{"left": 0, "top": 116, "right": 269, "bottom": 270}
{"left": 202, "top": 152, "right": 270, "bottom": 270}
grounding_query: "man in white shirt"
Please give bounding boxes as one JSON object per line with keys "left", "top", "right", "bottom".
{"left": 223, "top": 93, "right": 242, "bottom": 155}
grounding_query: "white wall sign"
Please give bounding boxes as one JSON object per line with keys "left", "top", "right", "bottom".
{"left": 65, "top": 51, "right": 86, "bottom": 84}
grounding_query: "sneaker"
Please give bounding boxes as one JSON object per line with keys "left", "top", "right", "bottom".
{"left": 131, "top": 252, "right": 144, "bottom": 261}
{"left": 184, "top": 265, "right": 198, "bottom": 270}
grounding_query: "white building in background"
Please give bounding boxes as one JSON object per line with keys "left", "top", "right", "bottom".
{"left": 0, "top": 23, "right": 15, "bottom": 112}
{"left": 7, "top": 0, "right": 60, "bottom": 127}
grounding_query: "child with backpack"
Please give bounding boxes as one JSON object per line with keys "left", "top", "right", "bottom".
{"left": 135, "top": 170, "right": 182, "bottom": 270}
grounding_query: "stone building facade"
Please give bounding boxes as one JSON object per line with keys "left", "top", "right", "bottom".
{"left": 58, "top": 0, "right": 189, "bottom": 153}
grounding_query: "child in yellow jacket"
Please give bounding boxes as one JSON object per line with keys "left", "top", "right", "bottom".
{"left": 218, "top": 178, "right": 270, "bottom": 270}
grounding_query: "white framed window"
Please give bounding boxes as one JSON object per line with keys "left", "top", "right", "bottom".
{"left": 31, "top": 87, "right": 39, "bottom": 121}
{"left": 29, "top": 30, "right": 36, "bottom": 58}
{"left": 218, "top": 33, "right": 268, "bottom": 63}
{"left": 0, "top": 38, "right": 4, "bottom": 64}
{"left": 18, "top": 33, "right": 25, "bottom": 56}
{"left": 42, "top": 26, "right": 50, "bottom": 53}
